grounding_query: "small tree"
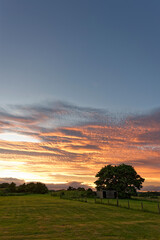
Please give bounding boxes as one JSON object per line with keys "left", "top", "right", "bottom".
{"left": 8, "top": 182, "right": 16, "bottom": 193}
{"left": 95, "top": 164, "right": 145, "bottom": 198}
{"left": 67, "top": 186, "right": 76, "bottom": 191}
{"left": 0, "top": 183, "right": 10, "bottom": 188}
{"left": 77, "top": 187, "right": 85, "bottom": 191}
{"left": 25, "top": 182, "right": 48, "bottom": 194}
{"left": 25, "top": 182, "right": 36, "bottom": 193}
{"left": 17, "top": 183, "right": 26, "bottom": 193}
{"left": 34, "top": 182, "right": 48, "bottom": 194}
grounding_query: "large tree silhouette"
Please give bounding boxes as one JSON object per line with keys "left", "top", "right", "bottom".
{"left": 95, "top": 164, "right": 145, "bottom": 198}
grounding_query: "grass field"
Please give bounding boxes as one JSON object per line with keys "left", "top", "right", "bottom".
{"left": 0, "top": 195, "right": 160, "bottom": 240}
{"left": 91, "top": 198, "right": 160, "bottom": 214}
{"left": 60, "top": 191, "right": 160, "bottom": 214}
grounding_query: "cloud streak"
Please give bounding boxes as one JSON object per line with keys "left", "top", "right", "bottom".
{"left": 0, "top": 102, "right": 159, "bottom": 190}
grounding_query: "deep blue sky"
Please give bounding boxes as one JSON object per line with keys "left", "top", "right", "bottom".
{"left": 0, "top": 0, "right": 160, "bottom": 112}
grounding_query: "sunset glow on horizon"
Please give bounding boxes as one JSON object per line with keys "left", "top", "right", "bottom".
{"left": 0, "top": 102, "right": 159, "bottom": 190}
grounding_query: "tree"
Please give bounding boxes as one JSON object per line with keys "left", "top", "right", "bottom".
{"left": 0, "top": 183, "right": 10, "bottom": 188}
{"left": 17, "top": 183, "right": 26, "bottom": 193}
{"left": 34, "top": 182, "right": 48, "bottom": 194}
{"left": 8, "top": 182, "right": 16, "bottom": 193}
{"left": 25, "top": 182, "right": 48, "bottom": 194}
{"left": 67, "top": 186, "right": 76, "bottom": 191}
{"left": 25, "top": 182, "right": 36, "bottom": 193}
{"left": 95, "top": 164, "right": 145, "bottom": 198}
{"left": 77, "top": 187, "right": 85, "bottom": 191}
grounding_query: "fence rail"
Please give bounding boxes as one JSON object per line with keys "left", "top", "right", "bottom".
{"left": 60, "top": 195, "right": 160, "bottom": 214}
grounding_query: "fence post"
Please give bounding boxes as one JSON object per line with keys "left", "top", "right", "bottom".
{"left": 141, "top": 201, "right": 143, "bottom": 210}
{"left": 108, "top": 199, "right": 109, "bottom": 205}
{"left": 95, "top": 197, "right": 96, "bottom": 203}
{"left": 128, "top": 200, "right": 130, "bottom": 209}
{"left": 116, "top": 191, "right": 119, "bottom": 207}
{"left": 158, "top": 202, "right": 160, "bottom": 214}
{"left": 117, "top": 198, "right": 119, "bottom": 207}
{"left": 101, "top": 198, "right": 102, "bottom": 204}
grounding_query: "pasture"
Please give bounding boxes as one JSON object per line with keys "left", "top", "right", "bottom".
{"left": 91, "top": 197, "right": 160, "bottom": 214}
{"left": 0, "top": 194, "right": 160, "bottom": 240}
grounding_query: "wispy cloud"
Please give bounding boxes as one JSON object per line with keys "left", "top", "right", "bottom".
{"left": 0, "top": 102, "right": 159, "bottom": 189}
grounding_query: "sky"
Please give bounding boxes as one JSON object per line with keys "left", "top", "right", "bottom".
{"left": 0, "top": 0, "right": 160, "bottom": 190}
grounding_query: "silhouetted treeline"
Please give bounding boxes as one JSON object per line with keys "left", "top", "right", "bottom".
{"left": 0, "top": 182, "right": 48, "bottom": 195}
{"left": 67, "top": 186, "right": 86, "bottom": 191}
{"left": 51, "top": 186, "right": 95, "bottom": 198}
{"left": 138, "top": 191, "right": 160, "bottom": 198}
{"left": 67, "top": 186, "right": 95, "bottom": 196}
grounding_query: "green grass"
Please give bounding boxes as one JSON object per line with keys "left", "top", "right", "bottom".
{"left": 0, "top": 195, "right": 160, "bottom": 240}
{"left": 91, "top": 198, "right": 160, "bottom": 213}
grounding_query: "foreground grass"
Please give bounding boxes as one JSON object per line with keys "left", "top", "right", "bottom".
{"left": 0, "top": 195, "right": 160, "bottom": 240}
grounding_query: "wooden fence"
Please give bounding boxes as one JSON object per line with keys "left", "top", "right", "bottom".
{"left": 60, "top": 195, "right": 160, "bottom": 214}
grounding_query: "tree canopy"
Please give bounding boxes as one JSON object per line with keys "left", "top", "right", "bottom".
{"left": 0, "top": 182, "right": 48, "bottom": 195}
{"left": 95, "top": 164, "right": 145, "bottom": 198}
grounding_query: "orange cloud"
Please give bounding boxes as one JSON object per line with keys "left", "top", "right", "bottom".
{"left": 0, "top": 102, "right": 159, "bottom": 190}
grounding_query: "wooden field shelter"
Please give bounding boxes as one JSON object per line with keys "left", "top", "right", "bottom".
{"left": 96, "top": 190, "right": 117, "bottom": 199}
